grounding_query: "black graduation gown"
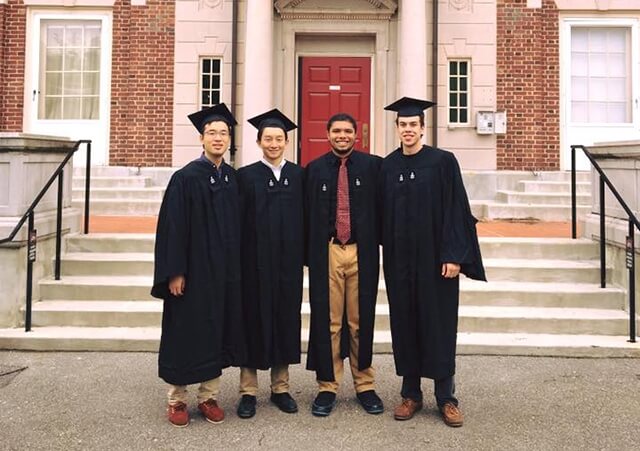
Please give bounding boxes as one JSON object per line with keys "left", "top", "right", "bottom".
{"left": 151, "top": 159, "right": 245, "bottom": 386}
{"left": 380, "top": 146, "right": 486, "bottom": 380}
{"left": 237, "top": 161, "right": 304, "bottom": 369}
{"left": 305, "top": 150, "right": 382, "bottom": 382}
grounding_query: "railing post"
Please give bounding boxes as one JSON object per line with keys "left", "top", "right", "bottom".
{"left": 629, "top": 218, "right": 637, "bottom": 343}
{"left": 84, "top": 141, "right": 91, "bottom": 234}
{"left": 55, "top": 169, "right": 63, "bottom": 280}
{"left": 571, "top": 145, "right": 577, "bottom": 239}
{"left": 599, "top": 175, "right": 606, "bottom": 288}
{"left": 25, "top": 211, "right": 35, "bottom": 332}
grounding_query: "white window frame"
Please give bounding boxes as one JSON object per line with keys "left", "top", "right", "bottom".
{"left": 561, "top": 17, "right": 639, "bottom": 129}
{"left": 198, "top": 56, "right": 223, "bottom": 109}
{"left": 447, "top": 59, "right": 471, "bottom": 127}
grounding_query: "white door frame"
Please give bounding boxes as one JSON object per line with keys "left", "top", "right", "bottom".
{"left": 560, "top": 17, "right": 640, "bottom": 170}
{"left": 23, "top": 8, "right": 113, "bottom": 166}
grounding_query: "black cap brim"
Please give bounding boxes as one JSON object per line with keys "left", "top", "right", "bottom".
{"left": 188, "top": 103, "right": 237, "bottom": 133}
{"left": 248, "top": 108, "right": 297, "bottom": 132}
{"left": 384, "top": 97, "right": 436, "bottom": 117}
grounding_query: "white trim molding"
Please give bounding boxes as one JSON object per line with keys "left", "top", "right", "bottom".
{"left": 23, "top": 1, "right": 116, "bottom": 6}
{"left": 555, "top": 0, "right": 640, "bottom": 10}
{"left": 275, "top": 0, "right": 397, "bottom": 20}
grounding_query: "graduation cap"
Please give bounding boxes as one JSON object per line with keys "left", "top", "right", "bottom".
{"left": 188, "top": 103, "right": 237, "bottom": 134}
{"left": 248, "top": 108, "right": 297, "bottom": 133}
{"left": 384, "top": 97, "right": 436, "bottom": 117}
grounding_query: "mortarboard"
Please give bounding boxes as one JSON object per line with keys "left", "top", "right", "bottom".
{"left": 248, "top": 108, "right": 297, "bottom": 132}
{"left": 188, "top": 103, "right": 237, "bottom": 133}
{"left": 384, "top": 97, "right": 436, "bottom": 117}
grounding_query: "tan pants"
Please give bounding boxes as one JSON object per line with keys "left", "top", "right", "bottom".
{"left": 239, "top": 365, "right": 290, "bottom": 396}
{"left": 168, "top": 377, "right": 220, "bottom": 405}
{"left": 318, "top": 242, "right": 375, "bottom": 394}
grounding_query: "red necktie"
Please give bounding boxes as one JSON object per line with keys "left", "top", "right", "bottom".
{"left": 336, "top": 158, "right": 351, "bottom": 244}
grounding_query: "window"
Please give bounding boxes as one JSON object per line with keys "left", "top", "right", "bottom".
{"left": 571, "top": 27, "right": 631, "bottom": 123}
{"left": 38, "top": 20, "right": 101, "bottom": 120}
{"left": 200, "top": 57, "right": 222, "bottom": 108}
{"left": 448, "top": 60, "right": 469, "bottom": 125}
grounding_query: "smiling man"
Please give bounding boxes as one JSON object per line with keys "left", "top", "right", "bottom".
{"left": 379, "top": 97, "right": 486, "bottom": 427}
{"left": 235, "top": 109, "right": 304, "bottom": 419}
{"left": 152, "top": 103, "right": 246, "bottom": 428}
{"left": 305, "top": 113, "right": 383, "bottom": 417}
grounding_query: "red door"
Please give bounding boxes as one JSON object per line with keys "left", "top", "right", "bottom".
{"left": 299, "top": 57, "right": 371, "bottom": 166}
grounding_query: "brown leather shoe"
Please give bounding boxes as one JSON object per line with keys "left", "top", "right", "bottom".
{"left": 393, "top": 398, "right": 423, "bottom": 420}
{"left": 198, "top": 398, "right": 225, "bottom": 424}
{"left": 167, "top": 402, "right": 189, "bottom": 427}
{"left": 440, "top": 402, "right": 463, "bottom": 427}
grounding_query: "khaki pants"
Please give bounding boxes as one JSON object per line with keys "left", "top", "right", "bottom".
{"left": 318, "top": 242, "right": 375, "bottom": 394}
{"left": 239, "top": 365, "right": 290, "bottom": 396}
{"left": 168, "top": 377, "right": 220, "bottom": 405}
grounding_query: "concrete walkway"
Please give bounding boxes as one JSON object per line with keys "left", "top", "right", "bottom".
{"left": 0, "top": 352, "right": 637, "bottom": 450}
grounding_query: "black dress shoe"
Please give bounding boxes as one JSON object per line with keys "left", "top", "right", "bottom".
{"left": 311, "top": 391, "right": 336, "bottom": 417}
{"left": 237, "top": 394, "right": 256, "bottom": 419}
{"left": 357, "top": 390, "right": 384, "bottom": 414}
{"left": 270, "top": 392, "right": 298, "bottom": 413}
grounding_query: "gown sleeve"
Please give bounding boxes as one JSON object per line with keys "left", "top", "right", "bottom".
{"left": 151, "top": 172, "right": 191, "bottom": 298}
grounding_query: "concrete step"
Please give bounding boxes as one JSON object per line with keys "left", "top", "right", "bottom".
{"left": 72, "top": 187, "right": 165, "bottom": 200}
{"left": 64, "top": 234, "right": 600, "bottom": 261}
{"left": 39, "top": 276, "right": 154, "bottom": 301}
{"left": 71, "top": 199, "right": 162, "bottom": 216}
{"left": 72, "top": 176, "right": 153, "bottom": 189}
{"left": 496, "top": 190, "right": 590, "bottom": 206}
{"left": 31, "top": 300, "right": 162, "bottom": 327}
{"left": 1, "top": 327, "right": 637, "bottom": 357}
{"left": 483, "top": 202, "right": 591, "bottom": 221}
{"left": 518, "top": 180, "right": 591, "bottom": 194}
{"left": 482, "top": 258, "right": 609, "bottom": 283}
{"left": 59, "top": 253, "right": 154, "bottom": 276}
{"left": 536, "top": 171, "right": 590, "bottom": 182}
{"left": 66, "top": 233, "right": 155, "bottom": 253}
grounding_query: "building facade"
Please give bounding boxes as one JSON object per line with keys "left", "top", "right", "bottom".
{"left": 1, "top": 0, "right": 640, "bottom": 170}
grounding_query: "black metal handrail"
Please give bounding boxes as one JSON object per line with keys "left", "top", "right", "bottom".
{"left": 571, "top": 144, "right": 637, "bottom": 343}
{"left": 0, "top": 139, "right": 92, "bottom": 331}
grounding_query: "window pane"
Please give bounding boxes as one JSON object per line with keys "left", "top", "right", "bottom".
{"left": 449, "top": 61, "right": 457, "bottom": 75}
{"left": 459, "top": 93, "right": 468, "bottom": 107}
{"left": 83, "top": 72, "right": 100, "bottom": 95}
{"left": 211, "top": 91, "right": 220, "bottom": 104}
{"left": 212, "top": 75, "right": 220, "bottom": 88}
{"left": 65, "top": 48, "right": 82, "bottom": 71}
{"left": 84, "top": 26, "right": 101, "bottom": 47}
{"left": 212, "top": 59, "right": 221, "bottom": 73}
{"left": 607, "top": 29, "right": 626, "bottom": 52}
{"left": 65, "top": 26, "right": 83, "bottom": 47}
{"left": 202, "top": 75, "right": 210, "bottom": 89}
{"left": 571, "top": 76, "right": 588, "bottom": 101}
{"left": 608, "top": 53, "right": 626, "bottom": 77}
{"left": 45, "top": 72, "right": 62, "bottom": 95}
{"left": 202, "top": 91, "right": 210, "bottom": 106}
{"left": 572, "top": 101, "right": 588, "bottom": 122}
{"left": 203, "top": 59, "right": 211, "bottom": 73}
{"left": 449, "top": 93, "right": 457, "bottom": 107}
{"left": 46, "top": 26, "right": 64, "bottom": 47}
{"left": 588, "top": 78, "right": 607, "bottom": 101}
{"left": 607, "top": 78, "right": 626, "bottom": 102}
{"left": 607, "top": 102, "right": 627, "bottom": 123}
{"left": 589, "top": 53, "right": 607, "bottom": 77}
{"left": 45, "top": 97, "right": 62, "bottom": 119}
{"left": 572, "top": 53, "right": 588, "bottom": 76}
{"left": 459, "top": 62, "right": 468, "bottom": 76}
{"left": 588, "top": 101, "right": 608, "bottom": 122}
{"left": 449, "top": 109, "right": 458, "bottom": 123}
{"left": 449, "top": 77, "right": 458, "bottom": 91}
{"left": 84, "top": 48, "right": 100, "bottom": 71}
{"left": 63, "top": 72, "right": 82, "bottom": 95}
{"left": 590, "top": 29, "right": 607, "bottom": 52}
{"left": 46, "top": 48, "right": 63, "bottom": 71}
{"left": 63, "top": 97, "right": 82, "bottom": 119}
{"left": 571, "top": 28, "right": 588, "bottom": 52}
{"left": 83, "top": 96, "right": 100, "bottom": 119}
{"left": 460, "top": 109, "right": 468, "bottom": 123}
{"left": 460, "top": 77, "right": 467, "bottom": 91}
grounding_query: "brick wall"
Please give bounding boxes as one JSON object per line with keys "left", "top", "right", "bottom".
{"left": 0, "top": 0, "right": 26, "bottom": 132}
{"left": 110, "top": 0, "right": 175, "bottom": 166}
{"left": 496, "top": 0, "right": 560, "bottom": 170}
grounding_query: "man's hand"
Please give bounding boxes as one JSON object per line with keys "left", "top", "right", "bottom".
{"left": 441, "top": 263, "right": 460, "bottom": 279}
{"left": 169, "top": 275, "right": 186, "bottom": 296}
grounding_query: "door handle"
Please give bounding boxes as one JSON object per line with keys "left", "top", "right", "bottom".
{"left": 362, "top": 123, "right": 369, "bottom": 149}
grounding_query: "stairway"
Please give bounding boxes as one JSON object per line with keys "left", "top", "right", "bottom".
{"left": 473, "top": 171, "right": 593, "bottom": 221}
{"left": 0, "top": 233, "right": 637, "bottom": 357}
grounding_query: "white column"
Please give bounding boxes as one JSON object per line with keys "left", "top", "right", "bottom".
{"left": 240, "top": 0, "right": 274, "bottom": 165}
{"left": 398, "top": 0, "right": 427, "bottom": 99}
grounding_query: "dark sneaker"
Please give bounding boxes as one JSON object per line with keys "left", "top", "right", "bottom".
{"left": 440, "top": 402, "right": 463, "bottom": 427}
{"left": 311, "top": 391, "right": 337, "bottom": 417}
{"left": 356, "top": 390, "right": 384, "bottom": 414}
{"left": 198, "top": 398, "right": 224, "bottom": 424}
{"left": 237, "top": 394, "right": 257, "bottom": 419}
{"left": 393, "top": 398, "right": 423, "bottom": 421}
{"left": 270, "top": 392, "right": 298, "bottom": 413}
{"left": 167, "top": 402, "right": 189, "bottom": 427}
